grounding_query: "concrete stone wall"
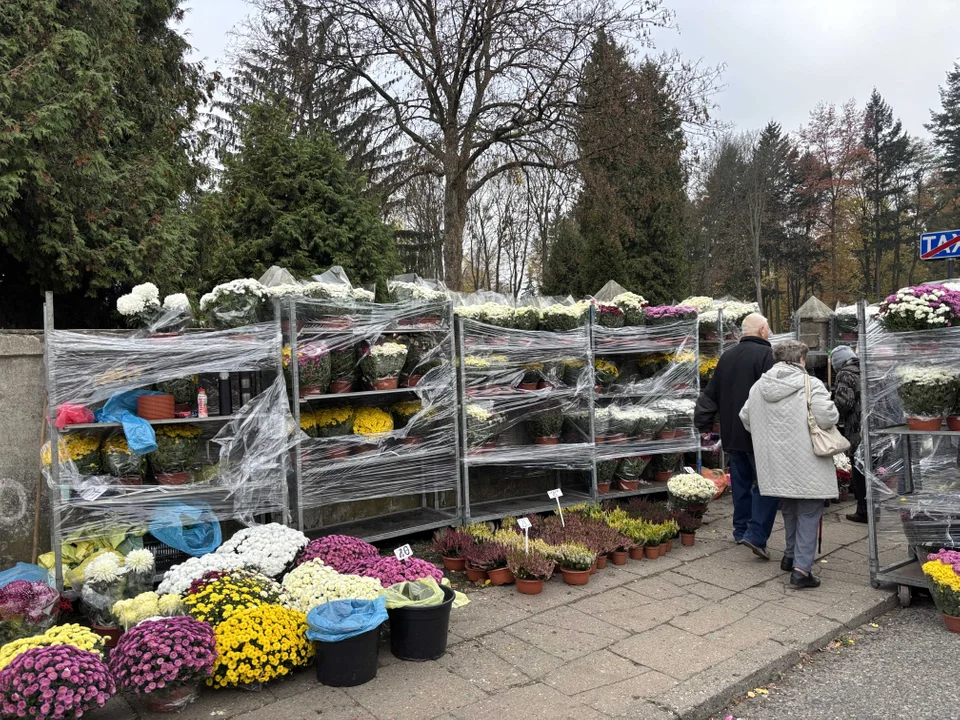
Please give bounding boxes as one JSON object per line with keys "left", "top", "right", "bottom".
{"left": 0, "top": 332, "right": 47, "bottom": 568}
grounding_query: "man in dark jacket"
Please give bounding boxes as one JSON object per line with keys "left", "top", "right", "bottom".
{"left": 831, "top": 346, "right": 865, "bottom": 523}
{"left": 695, "top": 313, "right": 779, "bottom": 557}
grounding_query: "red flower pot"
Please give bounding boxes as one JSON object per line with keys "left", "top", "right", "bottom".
{"left": 561, "top": 568, "right": 590, "bottom": 586}
{"left": 518, "top": 382, "right": 539, "bottom": 391}
{"left": 465, "top": 566, "right": 489, "bottom": 583}
{"left": 644, "top": 546, "right": 659, "bottom": 560}
{"left": 299, "top": 385, "right": 327, "bottom": 398}
{"left": 905, "top": 416, "right": 943, "bottom": 431}
{"left": 628, "top": 547, "right": 645, "bottom": 560}
{"left": 156, "top": 471, "right": 189, "bottom": 486}
{"left": 405, "top": 375, "right": 423, "bottom": 388}
{"left": 487, "top": 567, "right": 514, "bottom": 586}
{"left": 401, "top": 436, "right": 421, "bottom": 446}
{"left": 658, "top": 543, "right": 667, "bottom": 557}
{"left": 942, "top": 613, "right": 960, "bottom": 633}
{"left": 119, "top": 476, "right": 142, "bottom": 486}
{"left": 534, "top": 436, "right": 560, "bottom": 445}
{"left": 610, "top": 551, "right": 627, "bottom": 565}
{"left": 665, "top": 539, "right": 673, "bottom": 553}
{"left": 91, "top": 623, "right": 122, "bottom": 648}
{"left": 616, "top": 479, "right": 639, "bottom": 491}
{"left": 947, "top": 416, "right": 960, "bottom": 431}
{"left": 516, "top": 578, "right": 544, "bottom": 595}
{"left": 374, "top": 377, "right": 400, "bottom": 390}
{"left": 329, "top": 379, "right": 354, "bottom": 393}
{"left": 597, "top": 482, "right": 611, "bottom": 494}
{"left": 681, "top": 532, "right": 695, "bottom": 546}
{"left": 442, "top": 556, "right": 466, "bottom": 572}
{"left": 595, "top": 555, "right": 607, "bottom": 570}
{"left": 656, "top": 429, "right": 677, "bottom": 440}
{"left": 654, "top": 471, "right": 673, "bottom": 483}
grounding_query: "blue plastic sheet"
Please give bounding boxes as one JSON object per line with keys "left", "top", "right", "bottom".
{"left": 306, "top": 597, "right": 388, "bottom": 643}
{"left": 94, "top": 390, "right": 165, "bottom": 454}
{"left": 149, "top": 502, "right": 222, "bottom": 556}
{"left": 0, "top": 563, "right": 51, "bottom": 589}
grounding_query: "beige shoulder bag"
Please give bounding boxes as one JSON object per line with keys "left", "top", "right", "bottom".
{"left": 804, "top": 374, "right": 850, "bottom": 457}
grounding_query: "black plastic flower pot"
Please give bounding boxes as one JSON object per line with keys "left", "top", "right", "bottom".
{"left": 314, "top": 623, "right": 383, "bottom": 687}
{"left": 387, "top": 585, "right": 455, "bottom": 661}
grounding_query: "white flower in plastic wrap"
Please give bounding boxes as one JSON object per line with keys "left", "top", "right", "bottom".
{"left": 303, "top": 281, "right": 352, "bottom": 299}
{"left": 390, "top": 280, "right": 446, "bottom": 302}
{"left": 200, "top": 279, "right": 267, "bottom": 310}
{"left": 85, "top": 553, "right": 124, "bottom": 584}
{"left": 162, "top": 293, "right": 192, "bottom": 311}
{"left": 215, "top": 523, "right": 309, "bottom": 578}
{"left": 280, "top": 559, "right": 383, "bottom": 613}
{"left": 157, "top": 553, "right": 248, "bottom": 596}
{"left": 131, "top": 282, "right": 160, "bottom": 302}
{"left": 198, "top": 292, "right": 216, "bottom": 311}
{"left": 116, "top": 293, "right": 148, "bottom": 317}
{"left": 368, "top": 341, "right": 407, "bottom": 360}
{"left": 667, "top": 473, "right": 717, "bottom": 503}
{"left": 833, "top": 453, "right": 852, "bottom": 472}
{"left": 265, "top": 284, "right": 306, "bottom": 297}
{"left": 680, "top": 296, "right": 715, "bottom": 312}
{"left": 612, "top": 291, "right": 647, "bottom": 309}
{"left": 352, "top": 287, "right": 375, "bottom": 302}
{"left": 125, "top": 549, "right": 155, "bottom": 574}
{"left": 465, "top": 404, "right": 492, "bottom": 421}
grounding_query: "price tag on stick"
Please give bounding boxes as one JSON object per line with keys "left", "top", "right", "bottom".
{"left": 516, "top": 517, "right": 532, "bottom": 554}
{"left": 393, "top": 544, "right": 413, "bottom": 561}
{"left": 548, "top": 488, "right": 565, "bottom": 527}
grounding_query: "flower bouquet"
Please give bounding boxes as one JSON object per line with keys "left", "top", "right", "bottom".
{"left": 402, "top": 335, "right": 442, "bottom": 387}
{"left": 615, "top": 456, "right": 652, "bottom": 490}
{"left": 594, "top": 359, "right": 619, "bottom": 390}
{"left": 506, "top": 547, "right": 555, "bottom": 595}
{"left": 79, "top": 554, "right": 126, "bottom": 639}
{"left": 541, "top": 303, "right": 587, "bottom": 332}
{"left": 42, "top": 434, "right": 101, "bottom": 476}
{"left": 360, "top": 341, "right": 408, "bottom": 390}
{"left": 216, "top": 523, "right": 309, "bottom": 578}
{"left": 199, "top": 279, "right": 266, "bottom": 329}
{"left": 0, "top": 623, "right": 104, "bottom": 671}
{"left": 0, "top": 645, "right": 115, "bottom": 719}
{"left": 895, "top": 366, "right": 958, "bottom": 430}
{"left": 352, "top": 407, "right": 394, "bottom": 451}
{"left": 124, "top": 548, "right": 156, "bottom": 597}
{"left": 112, "top": 592, "right": 184, "bottom": 631}
{"left": 151, "top": 424, "right": 201, "bottom": 485}
{"left": 667, "top": 472, "right": 715, "bottom": 515}
{"left": 280, "top": 560, "right": 382, "bottom": 613}
{"left": 922, "top": 549, "right": 960, "bottom": 632}
{"left": 0, "top": 581, "right": 62, "bottom": 645}
{"left": 466, "top": 404, "right": 503, "bottom": 450}
{"left": 297, "top": 535, "right": 380, "bottom": 572}
{"left": 878, "top": 285, "right": 960, "bottom": 332}
{"left": 329, "top": 343, "right": 357, "bottom": 393}
{"left": 514, "top": 306, "right": 542, "bottom": 331}
{"left": 529, "top": 407, "right": 563, "bottom": 444}
{"left": 645, "top": 305, "right": 698, "bottom": 326}
{"left": 834, "top": 453, "right": 852, "bottom": 500}
{"left": 209, "top": 604, "right": 314, "bottom": 688}
{"left": 652, "top": 453, "right": 682, "bottom": 482}
{"left": 116, "top": 283, "right": 162, "bottom": 328}
{"left": 109, "top": 616, "right": 216, "bottom": 712}
{"left": 595, "top": 304, "right": 625, "bottom": 328}
{"left": 99, "top": 435, "right": 144, "bottom": 485}
{"left": 159, "top": 292, "right": 195, "bottom": 333}
{"left": 612, "top": 292, "right": 647, "bottom": 326}
{"left": 283, "top": 342, "right": 331, "bottom": 397}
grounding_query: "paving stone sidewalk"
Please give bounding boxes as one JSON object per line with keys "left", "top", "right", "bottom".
{"left": 92, "top": 497, "right": 896, "bottom": 720}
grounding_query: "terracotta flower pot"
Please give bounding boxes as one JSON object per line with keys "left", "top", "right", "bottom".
{"left": 561, "top": 568, "right": 591, "bottom": 586}
{"left": 91, "top": 623, "right": 122, "bottom": 648}
{"left": 947, "top": 416, "right": 960, "bottom": 431}
{"left": 644, "top": 546, "right": 659, "bottom": 560}
{"left": 487, "top": 567, "right": 514, "bottom": 586}
{"left": 604, "top": 433, "right": 627, "bottom": 444}
{"left": 628, "top": 546, "right": 645, "bottom": 560}
{"left": 329, "top": 379, "right": 354, "bottom": 393}
{"left": 119, "top": 476, "right": 142, "bottom": 486}
{"left": 610, "top": 551, "right": 627, "bottom": 565}
{"left": 442, "top": 556, "right": 466, "bottom": 572}
{"left": 374, "top": 377, "right": 400, "bottom": 390}
{"left": 665, "top": 539, "right": 673, "bottom": 553}
{"left": 656, "top": 429, "right": 677, "bottom": 440}
{"left": 942, "top": 613, "right": 960, "bottom": 634}
{"left": 534, "top": 436, "right": 560, "bottom": 445}
{"left": 596, "top": 555, "right": 607, "bottom": 569}
{"left": 654, "top": 471, "right": 673, "bottom": 483}
{"left": 325, "top": 448, "right": 350, "bottom": 459}
{"left": 905, "top": 416, "right": 943, "bottom": 431}
{"left": 518, "top": 382, "right": 539, "bottom": 391}
{"left": 658, "top": 543, "right": 667, "bottom": 557}
{"left": 681, "top": 532, "right": 696, "bottom": 546}
{"left": 299, "top": 385, "right": 328, "bottom": 398}
{"left": 156, "top": 471, "right": 189, "bottom": 486}
{"left": 465, "top": 566, "right": 489, "bottom": 583}
{"left": 142, "top": 683, "right": 199, "bottom": 713}
{"left": 401, "top": 436, "right": 422, "bottom": 446}
{"left": 589, "top": 561, "right": 597, "bottom": 575}
{"left": 405, "top": 374, "right": 423, "bottom": 388}
{"left": 616, "top": 479, "right": 640, "bottom": 491}
{"left": 597, "top": 482, "right": 611, "bottom": 494}
{"left": 516, "top": 578, "right": 545, "bottom": 595}
{"left": 537, "top": 381, "right": 555, "bottom": 390}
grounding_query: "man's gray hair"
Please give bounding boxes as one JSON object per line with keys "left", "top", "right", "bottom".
{"left": 773, "top": 340, "right": 809, "bottom": 364}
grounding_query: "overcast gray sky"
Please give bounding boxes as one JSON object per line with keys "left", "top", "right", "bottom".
{"left": 182, "top": 0, "right": 960, "bottom": 138}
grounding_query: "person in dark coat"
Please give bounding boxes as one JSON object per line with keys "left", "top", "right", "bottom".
{"left": 831, "top": 346, "right": 865, "bottom": 523}
{"left": 695, "top": 313, "right": 779, "bottom": 556}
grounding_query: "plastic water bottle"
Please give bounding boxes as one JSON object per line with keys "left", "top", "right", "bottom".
{"left": 197, "top": 388, "right": 208, "bottom": 418}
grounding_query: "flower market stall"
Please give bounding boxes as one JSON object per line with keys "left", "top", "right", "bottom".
{"left": 282, "top": 273, "right": 462, "bottom": 541}
{"left": 858, "top": 286, "right": 960, "bottom": 608}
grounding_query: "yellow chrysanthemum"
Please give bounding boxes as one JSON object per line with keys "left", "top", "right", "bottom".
{"left": 0, "top": 624, "right": 104, "bottom": 670}
{"left": 352, "top": 407, "right": 394, "bottom": 436}
{"left": 315, "top": 406, "right": 353, "bottom": 427}
{"left": 155, "top": 424, "right": 202, "bottom": 439}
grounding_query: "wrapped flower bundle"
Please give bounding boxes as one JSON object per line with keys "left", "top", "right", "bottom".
{"left": 342, "top": 555, "right": 443, "bottom": 586}
{"left": 645, "top": 305, "right": 697, "bottom": 325}
{"left": 116, "top": 283, "right": 162, "bottom": 328}
{"left": 391, "top": 400, "right": 422, "bottom": 430}
{"left": 529, "top": 408, "right": 563, "bottom": 441}
{"left": 388, "top": 280, "right": 447, "bottom": 303}
{"left": 280, "top": 560, "right": 383, "bottom": 613}
{"left": 109, "top": 617, "right": 216, "bottom": 701}
{"left": 360, "top": 342, "right": 408, "bottom": 387}
{"left": 100, "top": 435, "right": 144, "bottom": 480}
{"left": 465, "top": 404, "right": 503, "bottom": 448}
{"left": 594, "top": 359, "right": 619, "bottom": 388}
{"left": 199, "top": 279, "right": 266, "bottom": 329}
{"left": 156, "top": 376, "right": 198, "bottom": 405}
{"left": 215, "top": 523, "right": 309, "bottom": 578}
{"left": 402, "top": 334, "right": 442, "bottom": 381}
{"left": 209, "top": 604, "right": 314, "bottom": 688}
{"left": 183, "top": 569, "right": 282, "bottom": 626}
{"left": 0, "top": 645, "right": 115, "bottom": 719}
{"left": 152, "top": 424, "right": 202, "bottom": 477}
{"left": 330, "top": 344, "right": 357, "bottom": 389}
{"left": 80, "top": 554, "right": 126, "bottom": 628}
{"left": 922, "top": 549, "right": 960, "bottom": 621}
{"left": 314, "top": 406, "right": 354, "bottom": 437}
{"left": 297, "top": 535, "right": 379, "bottom": 572}
{"left": 124, "top": 548, "right": 155, "bottom": 596}
{"left": 680, "top": 296, "right": 714, "bottom": 312}
{"left": 700, "top": 355, "right": 719, "bottom": 383}
{"left": 283, "top": 342, "right": 331, "bottom": 395}
{"left": 878, "top": 284, "right": 960, "bottom": 332}
{"left": 612, "top": 292, "right": 647, "bottom": 326}
{"left": 0, "top": 623, "right": 104, "bottom": 671}
{"left": 0, "top": 581, "right": 62, "bottom": 645}
{"left": 41, "top": 434, "right": 100, "bottom": 475}
{"left": 299, "top": 410, "right": 318, "bottom": 438}
{"left": 595, "top": 304, "right": 625, "bottom": 328}
{"left": 560, "top": 358, "right": 586, "bottom": 386}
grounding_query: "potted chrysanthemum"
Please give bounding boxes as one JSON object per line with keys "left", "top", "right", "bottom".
{"left": 896, "top": 366, "right": 958, "bottom": 431}
{"left": 100, "top": 435, "right": 144, "bottom": 485}
{"left": 199, "top": 279, "right": 267, "bottom": 329}
{"left": 151, "top": 425, "right": 202, "bottom": 485}
{"left": 465, "top": 404, "right": 503, "bottom": 451}
{"left": 391, "top": 400, "right": 424, "bottom": 445}
{"left": 352, "top": 407, "right": 394, "bottom": 452}
{"left": 360, "top": 341, "right": 408, "bottom": 390}
{"left": 283, "top": 342, "right": 332, "bottom": 397}
{"left": 612, "top": 292, "right": 647, "bottom": 326}
{"left": 116, "top": 283, "right": 162, "bottom": 329}
{"left": 529, "top": 407, "right": 563, "bottom": 445}
{"left": 329, "top": 343, "right": 357, "bottom": 393}
{"left": 79, "top": 554, "right": 126, "bottom": 646}
{"left": 595, "top": 304, "right": 625, "bottom": 328}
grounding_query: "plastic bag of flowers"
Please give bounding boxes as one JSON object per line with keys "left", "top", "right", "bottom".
{"left": 209, "top": 604, "right": 314, "bottom": 689}
{"left": 667, "top": 473, "right": 717, "bottom": 514}
{"left": 280, "top": 560, "right": 382, "bottom": 614}
{"left": 359, "top": 341, "right": 408, "bottom": 390}
{"left": 297, "top": 535, "right": 379, "bottom": 572}
{"left": 215, "top": 523, "right": 309, "bottom": 578}
{"left": 341, "top": 555, "right": 443, "bottom": 586}
{"left": 108, "top": 616, "right": 216, "bottom": 712}
{"left": 116, "top": 282, "right": 162, "bottom": 328}
{"left": 198, "top": 279, "right": 267, "bottom": 329}
{"left": 183, "top": 569, "right": 282, "bottom": 626}
{"left": 0, "top": 644, "right": 115, "bottom": 719}
{"left": 0, "top": 580, "right": 62, "bottom": 645}
{"left": 112, "top": 592, "right": 184, "bottom": 631}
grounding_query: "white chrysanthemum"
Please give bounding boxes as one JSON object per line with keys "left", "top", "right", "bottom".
{"left": 157, "top": 554, "right": 247, "bottom": 596}
{"left": 613, "top": 292, "right": 647, "bottom": 310}
{"left": 158, "top": 593, "right": 184, "bottom": 616}
{"left": 125, "top": 548, "right": 155, "bottom": 574}
{"left": 116, "top": 293, "right": 147, "bottom": 316}
{"left": 265, "top": 284, "right": 306, "bottom": 297}
{"left": 215, "top": 523, "right": 309, "bottom": 578}
{"left": 667, "top": 473, "right": 717, "bottom": 503}
{"left": 680, "top": 296, "right": 715, "bottom": 312}
{"left": 369, "top": 342, "right": 407, "bottom": 359}
{"left": 162, "top": 293, "right": 191, "bottom": 312}
{"left": 280, "top": 559, "right": 382, "bottom": 614}
{"left": 199, "top": 292, "right": 216, "bottom": 311}
{"left": 465, "top": 404, "right": 492, "bottom": 421}
{"left": 86, "top": 553, "right": 123, "bottom": 584}
{"left": 131, "top": 282, "right": 160, "bottom": 302}
{"left": 833, "top": 453, "right": 852, "bottom": 472}
{"left": 303, "top": 281, "right": 352, "bottom": 299}
{"left": 352, "top": 287, "right": 375, "bottom": 302}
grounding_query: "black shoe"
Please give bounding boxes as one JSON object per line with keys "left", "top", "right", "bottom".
{"left": 790, "top": 570, "right": 821, "bottom": 589}
{"left": 780, "top": 556, "right": 794, "bottom": 572}
{"left": 845, "top": 513, "right": 868, "bottom": 524}
{"left": 742, "top": 540, "right": 770, "bottom": 560}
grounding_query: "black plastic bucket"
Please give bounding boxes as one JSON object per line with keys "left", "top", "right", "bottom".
{"left": 314, "top": 623, "right": 382, "bottom": 686}
{"left": 387, "top": 584, "right": 455, "bottom": 661}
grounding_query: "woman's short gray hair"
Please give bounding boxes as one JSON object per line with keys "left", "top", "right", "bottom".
{"left": 773, "top": 340, "right": 809, "bottom": 364}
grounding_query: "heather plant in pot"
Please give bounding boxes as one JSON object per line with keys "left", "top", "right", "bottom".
{"left": 554, "top": 543, "right": 595, "bottom": 586}
{"left": 595, "top": 304, "right": 625, "bottom": 328}
{"left": 152, "top": 425, "right": 201, "bottom": 485}
{"left": 329, "top": 344, "right": 357, "bottom": 392}
{"left": 674, "top": 510, "right": 701, "bottom": 544}
{"left": 506, "top": 547, "right": 555, "bottom": 595}
{"left": 431, "top": 528, "right": 471, "bottom": 571}
{"left": 529, "top": 407, "right": 563, "bottom": 444}
{"left": 896, "top": 366, "right": 958, "bottom": 430}
{"left": 360, "top": 342, "right": 408, "bottom": 390}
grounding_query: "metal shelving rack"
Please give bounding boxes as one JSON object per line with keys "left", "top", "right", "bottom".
{"left": 457, "top": 314, "right": 597, "bottom": 524}
{"left": 591, "top": 310, "right": 702, "bottom": 500}
{"left": 42, "top": 292, "right": 289, "bottom": 590}
{"left": 286, "top": 297, "right": 462, "bottom": 541}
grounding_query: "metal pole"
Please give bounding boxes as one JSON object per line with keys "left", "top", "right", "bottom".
{"left": 447, "top": 301, "right": 464, "bottom": 526}
{"left": 43, "top": 292, "right": 64, "bottom": 591}
{"left": 455, "top": 317, "right": 472, "bottom": 523}
{"left": 858, "top": 299, "right": 881, "bottom": 586}
{"left": 287, "top": 296, "right": 304, "bottom": 532}
{"left": 586, "top": 306, "right": 598, "bottom": 502}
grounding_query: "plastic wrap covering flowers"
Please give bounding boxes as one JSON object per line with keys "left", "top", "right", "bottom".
{"left": 283, "top": 342, "right": 331, "bottom": 397}
{"left": 109, "top": 617, "right": 216, "bottom": 710}
{"left": 0, "top": 623, "right": 104, "bottom": 671}
{"left": 0, "top": 645, "right": 115, "bottom": 719}
{"left": 279, "top": 559, "right": 383, "bottom": 613}
{"left": 296, "top": 535, "right": 379, "bottom": 571}
{"left": 208, "top": 604, "right": 314, "bottom": 688}
{"left": 458, "top": 316, "right": 595, "bottom": 471}
{"left": 698, "top": 300, "right": 758, "bottom": 340}
{"left": 199, "top": 279, "right": 268, "bottom": 329}
{"left": 284, "top": 296, "right": 459, "bottom": 522}
{"left": 835, "top": 303, "right": 879, "bottom": 337}
{"left": 0, "top": 582, "right": 62, "bottom": 644}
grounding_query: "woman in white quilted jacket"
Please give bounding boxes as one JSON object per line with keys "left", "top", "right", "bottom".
{"left": 739, "top": 340, "right": 839, "bottom": 589}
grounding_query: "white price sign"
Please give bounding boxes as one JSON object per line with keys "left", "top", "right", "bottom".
{"left": 547, "top": 488, "right": 563, "bottom": 499}
{"left": 393, "top": 544, "right": 413, "bottom": 561}
{"left": 516, "top": 517, "right": 532, "bottom": 530}
{"left": 683, "top": 466, "right": 696, "bottom": 475}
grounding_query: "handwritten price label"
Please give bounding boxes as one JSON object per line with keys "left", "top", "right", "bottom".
{"left": 547, "top": 488, "right": 563, "bottom": 499}
{"left": 393, "top": 544, "right": 413, "bottom": 561}
{"left": 516, "top": 517, "right": 532, "bottom": 530}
